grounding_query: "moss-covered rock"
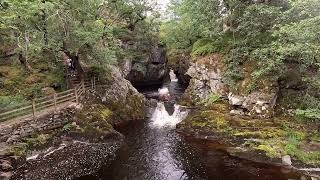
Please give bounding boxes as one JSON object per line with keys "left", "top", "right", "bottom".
{"left": 177, "top": 102, "right": 320, "bottom": 166}
{"left": 74, "top": 104, "right": 120, "bottom": 140}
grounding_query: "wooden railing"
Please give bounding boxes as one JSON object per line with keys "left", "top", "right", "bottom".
{"left": 0, "top": 77, "right": 97, "bottom": 122}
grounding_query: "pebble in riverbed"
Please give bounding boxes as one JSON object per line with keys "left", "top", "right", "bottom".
{"left": 11, "top": 140, "right": 122, "bottom": 180}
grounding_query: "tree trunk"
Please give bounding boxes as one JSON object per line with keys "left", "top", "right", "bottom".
{"left": 19, "top": 53, "right": 32, "bottom": 72}
{"left": 41, "top": 0, "right": 48, "bottom": 45}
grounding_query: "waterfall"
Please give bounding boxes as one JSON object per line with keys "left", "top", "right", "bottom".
{"left": 169, "top": 69, "right": 178, "bottom": 82}
{"left": 150, "top": 102, "right": 188, "bottom": 128}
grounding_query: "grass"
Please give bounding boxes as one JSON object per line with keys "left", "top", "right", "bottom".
{"left": 10, "top": 134, "right": 51, "bottom": 157}
{"left": 295, "top": 109, "right": 320, "bottom": 121}
{"left": 199, "top": 93, "right": 222, "bottom": 106}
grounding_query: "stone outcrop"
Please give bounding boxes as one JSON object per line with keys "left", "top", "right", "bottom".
{"left": 167, "top": 53, "right": 192, "bottom": 84}
{"left": 228, "top": 91, "right": 278, "bottom": 118}
{"left": 84, "top": 66, "right": 147, "bottom": 123}
{"left": 184, "top": 54, "right": 228, "bottom": 102}
{"left": 183, "top": 54, "right": 278, "bottom": 118}
{"left": 0, "top": 106, "right": 77, "bottom": 144}
{"left": 126, "top": 45, "right": 169, "bottom": 87}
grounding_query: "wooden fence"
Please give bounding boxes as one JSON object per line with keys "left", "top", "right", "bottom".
{"left": 0, "top": 77, "right": 97, "bottom": 122}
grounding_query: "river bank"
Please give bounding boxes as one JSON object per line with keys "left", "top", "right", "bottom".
{"left": 176, "top": 99, "right": 320, "bottom": 179}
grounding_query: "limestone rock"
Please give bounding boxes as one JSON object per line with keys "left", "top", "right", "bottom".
{"left": 228, "top": 93, "right": 245, "bottom": 106}
{"left": 282, "top": 155, "right": 292, "bottom": 166}
{"left": 0, "top": 172, "right": 12, "bottom": 180}
{"left": 184, "top": 55, "right": 228, "bottom": 102}
{"left": 230, "top": 109, "right": 245, "bottom": 116}
{"left": 0, "top": 160, "right": 13, "bottom": 171}
{"left": 0, "top": 143, "right": 9, "bottom": 156}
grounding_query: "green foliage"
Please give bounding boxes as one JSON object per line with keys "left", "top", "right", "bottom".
{"left": 192, "top": 39, "right": 218, "bottom": 57}
{"left": 62, "top": 123, "right": 76, "bottom": 132}
{"left": 0, "top": 0, "right": 159, "bottom": 101}
{"left": 0, "top": 95, "right": 27, "bottom": 112}
{"left": 200, "top": 93, "right": 221, "bottom": 106}
{"left": 10, "top": 134, "right": 51, "bottom": 157}
{"left": 295, "top": 109, "right": 320, "bottom": 120}
{"left": 284, "top": 138, "right": 320, "bottom": 165}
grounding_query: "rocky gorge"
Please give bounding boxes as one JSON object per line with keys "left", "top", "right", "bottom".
{"left": 1, "top": 49, "right": 319, "bottom": 180}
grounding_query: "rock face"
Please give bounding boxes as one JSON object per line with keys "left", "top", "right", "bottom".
{"left": 126, "top": 45, "right": 169, "bottom": 87}
{"left": 228, "top": 91, "right": 278, "bottom": 118}
{"left": 183, "top": 54, "right": 278, "bottom": 118}
{"left": 84, "top": 66, "right": 146, "bottom": 123}
{"left": 168, "top": 53, "right": 192, "bottom": 84}
{"left": 184, "top": 54, "right": 228, "bottom": 102}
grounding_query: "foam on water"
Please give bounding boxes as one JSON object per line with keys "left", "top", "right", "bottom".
{"left": 150, "top": 102, "right": 188, "bottom": 128}
{"left": 169, "top": 69, "right": 178, "bottom": 82}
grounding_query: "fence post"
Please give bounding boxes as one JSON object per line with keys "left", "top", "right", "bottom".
{"left": 74, "top": 88, "right": 79, "bottom": 104}
{"left": 54, "top": 93, "right": 57, "bottom": 111}
{"left": 32, "top": 99, "right": 36, "bottom": 119}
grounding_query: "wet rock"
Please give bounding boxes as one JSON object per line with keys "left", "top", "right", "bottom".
{"left": 282, "top": 155, "right": 292, "bottom": 167}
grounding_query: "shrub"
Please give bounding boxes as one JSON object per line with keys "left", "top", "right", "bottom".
{"left": 200, "top": 93, "right": 221, "bottom": 105}
{"left": 192, "top": 39, "right": 218, "bottom": 57}
{"left": 0, "top": 95, "right": 28, "bottom": 112}
{"left": 62, "top": 123, "right": 77, "bottom": 132}
{"left": 295, "top": 109, "right": 320, "bottom": 121}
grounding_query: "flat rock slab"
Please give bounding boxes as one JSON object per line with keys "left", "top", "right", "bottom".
{"left": 0, "top": 143, "right": 9, "bottom": 156}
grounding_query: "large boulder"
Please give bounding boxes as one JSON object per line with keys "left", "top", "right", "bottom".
{"left": 126, "top": 45, "right": 169, "bottom": 87}
{"left": 183, "top": 54, "right": 228, "bottom": 103}
{"left": 83, "top": 66, "right": 146, "bottom": 123}
{"left": 167, "top": 52, "right": 192, "bottom": 84}
{"left": 228, "top": 91, "right": 278, "bottom": 118}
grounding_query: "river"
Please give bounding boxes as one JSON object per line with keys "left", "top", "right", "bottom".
{"left": 78, "top": 71, "right": 299, "bottom": 180}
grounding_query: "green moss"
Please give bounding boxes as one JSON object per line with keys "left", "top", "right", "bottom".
{"left": 186, "top": 110, "right": 232, "bottom": 133}
{"left": 108, "top": 94, "right": 145, "bottom": 120}
{"left": 180, "top": 98, "right": 320, "bottom": 165}
{"left": 255, "top": 144, "right": 282, "bottom": 158}
{"left": 10, "top": 134, "right": 51, "bottom": 157}
{"left": 10, "top": 143, "right": 28, "bottom": 157}
{"left": 285, "top": 138, "right": 320, "bottom": 165}
{"left": 25, "top": 134, "right": 51, "bottom": 146}
{"left": 199, "top": 93, "right": 221, "bottom": 106}
{"left": 233, "top": 128, "right": 286, "bottom": 139}
{"left": 75, "top": 104, "right": 116, "bottom": 136}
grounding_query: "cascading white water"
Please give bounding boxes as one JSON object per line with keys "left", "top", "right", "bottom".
{"left": 169, "top": 69, "right": 178, "bottom": 82}
{"left": 150, "top": 102, "right": 188, "bottom": 128}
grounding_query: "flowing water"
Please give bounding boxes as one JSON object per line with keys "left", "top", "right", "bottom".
{"left": 79, "top": 72, "right": 300, "bottom": 180}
